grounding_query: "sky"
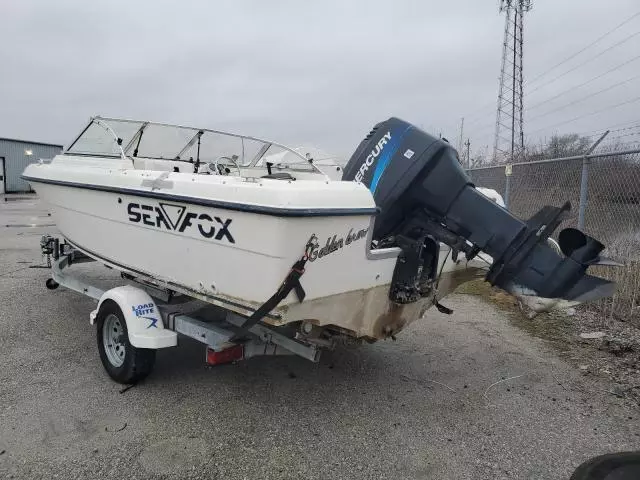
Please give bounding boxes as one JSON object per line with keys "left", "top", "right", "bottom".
{"left": 1, "top": 0, "right": 639, "bottom": 160}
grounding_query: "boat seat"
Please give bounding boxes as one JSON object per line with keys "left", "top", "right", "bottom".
{"left": 261, "top": 172, "right": 296, "bottom": 180}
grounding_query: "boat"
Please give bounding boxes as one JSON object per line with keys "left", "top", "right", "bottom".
{"left": 22, "top": 116, "right": 616, "bottom": 380}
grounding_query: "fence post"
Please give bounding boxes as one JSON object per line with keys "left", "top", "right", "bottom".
{"left": 578, "top": 158, "right": 589, "bottom": 230}
{"left": 504, "top": 164, "right": 512, "bottom": 209}
{"left": 578, "top": 130, "right": 610, "bottom": 229}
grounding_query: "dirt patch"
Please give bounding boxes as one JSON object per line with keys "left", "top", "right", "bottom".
{"left": 456, "top": 279, "right": 640, "bottom": 405}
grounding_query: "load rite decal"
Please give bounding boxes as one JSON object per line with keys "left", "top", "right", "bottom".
{"left": 308, "top": 227, "right": 368, "bottom": 262}
{"left": 132, "top": 302, "right": 158, "bottom": 329}
{"left": 127, "top": 202, "right": 235, "bottom": 243}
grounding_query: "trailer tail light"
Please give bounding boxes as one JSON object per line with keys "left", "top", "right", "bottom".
{"left": 206, "top": 344, "right": 244, "bottom": 365}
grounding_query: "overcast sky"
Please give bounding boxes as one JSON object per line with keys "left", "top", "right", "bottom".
{"left": 1, "top": 1, "right": 638, "bottom": 159}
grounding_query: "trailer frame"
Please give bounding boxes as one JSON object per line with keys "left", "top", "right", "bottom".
{"left": 40, "top": 235, "right": 321, "bottom": 383}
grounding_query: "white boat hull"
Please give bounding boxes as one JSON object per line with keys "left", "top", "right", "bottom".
{"left": 26, "top": 171, "right": 479, "bottom": 339}
{"left": 22, "top": 113, "right": 490, "bottom": 341}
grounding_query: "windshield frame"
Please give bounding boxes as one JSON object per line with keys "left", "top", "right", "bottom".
{"left": 64, "top": 116, "right": 324, "bottom": 173}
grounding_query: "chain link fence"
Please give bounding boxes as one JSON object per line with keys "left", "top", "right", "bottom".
{"left": 467, "top": 148, "right": 640, "bottom": 324}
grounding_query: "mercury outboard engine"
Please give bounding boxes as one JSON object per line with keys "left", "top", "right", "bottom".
{"left": 342, "top": 117, "right": 615, "bottom": 305}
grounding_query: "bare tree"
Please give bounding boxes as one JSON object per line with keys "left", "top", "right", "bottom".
{"left": 523, "top": 133, "right": 592, "bottom": 162}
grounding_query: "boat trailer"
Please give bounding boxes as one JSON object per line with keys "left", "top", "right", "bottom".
{"left": 40, "top": 235, "right": 321, "bottom": 384}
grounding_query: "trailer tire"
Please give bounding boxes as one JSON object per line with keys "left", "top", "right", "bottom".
{"left": 96, "top": 300, "right": 156, "bottom": 384}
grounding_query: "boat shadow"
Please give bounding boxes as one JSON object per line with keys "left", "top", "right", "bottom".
{"left": 150, "top": 335, "right": 425, "bottom": 398}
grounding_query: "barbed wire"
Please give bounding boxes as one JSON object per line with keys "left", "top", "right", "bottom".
{"left": 578, "top": 119, "right": 640, "bottom": 137}
{"left": 466, "top": 121, "right": 640, "bottom": 161}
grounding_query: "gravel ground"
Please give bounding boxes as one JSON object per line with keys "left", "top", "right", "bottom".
{"left": 1, "top": 197, "right": 639, "bottom": 480}
{"left": 460, "top": 283, "right": 640, "bottom": 406}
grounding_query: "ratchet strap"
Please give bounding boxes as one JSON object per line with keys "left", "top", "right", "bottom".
{"left": 233, "top": 234, "right": 318, "bottom": 337}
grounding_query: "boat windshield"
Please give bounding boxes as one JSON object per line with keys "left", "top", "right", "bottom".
{"left": 65, "top": 117, "right": 310, "bottom": 168}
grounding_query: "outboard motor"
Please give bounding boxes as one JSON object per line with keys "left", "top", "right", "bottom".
{"left": 342, "top": 117, "right": 616, "bottom": 305}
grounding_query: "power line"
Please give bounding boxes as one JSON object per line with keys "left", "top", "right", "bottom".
{"left": 526, "top": 10, "right": 640, "bottom": 85}
{"left": 462, "top": 109, "right": 498, "bottom": 129}
{"left": 441, "top": 98, "right": 497, "bottom": 132}
{"left": 464, "top": 54, "right": 640, "bottom": 137}
{"left": 527, "top": 95, "right": 640, "bottom": 135}
{"left": 525, "top": 53, "right": 640, "bottom": 112}
{"left": 526, "top": 73, "right": 640, "bottom": 123}
{"left": 526, "top": 29, "right": 640, "bottom": 95}
{"left": 452, "top": 10, "right": 640, "bottom": 128}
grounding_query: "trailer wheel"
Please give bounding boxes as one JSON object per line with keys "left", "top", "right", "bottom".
{"left": 96, "top": 300, "right": 156, "bottom": 384}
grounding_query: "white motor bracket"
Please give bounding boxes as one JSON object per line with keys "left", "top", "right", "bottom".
{"left": 90, "top": 285, "right": 177, "bottom": 349}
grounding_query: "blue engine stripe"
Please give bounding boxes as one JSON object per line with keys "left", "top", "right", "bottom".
{"left": 370, "top": 125, "right": 413, "bottom": 193}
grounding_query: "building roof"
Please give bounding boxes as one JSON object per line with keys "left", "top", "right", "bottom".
{"left": 0, "top": 137, "right": 63, "bottom": 148}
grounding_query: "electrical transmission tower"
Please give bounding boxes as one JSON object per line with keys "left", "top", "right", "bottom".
{"left": 492, "top": 0, "right": 532, "bottom": 163}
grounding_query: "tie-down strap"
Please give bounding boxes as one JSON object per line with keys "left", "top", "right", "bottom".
{"left": 233, "top": 234, "right": 318, "bottom": 336}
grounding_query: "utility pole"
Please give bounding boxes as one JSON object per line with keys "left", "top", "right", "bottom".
{"left": 458, "top": 117, "right": 465, "bottom": 154}
{"left": 492, "top": 0, "right": 532, "bottom": 163}
{"left": 464, "top": 139, "right": 471, "bottom": 169}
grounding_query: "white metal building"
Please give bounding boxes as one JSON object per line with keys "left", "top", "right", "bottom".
{"left": 0, "top": 137, "right": 63, "bottom": 194}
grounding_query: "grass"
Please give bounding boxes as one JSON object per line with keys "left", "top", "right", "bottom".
{"left": 454, "top": 279, "right": 575, "bottom": 353}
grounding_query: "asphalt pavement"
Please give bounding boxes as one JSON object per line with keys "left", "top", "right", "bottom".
{"left": 0, "top": 197, "right": 638, "bottom": 479}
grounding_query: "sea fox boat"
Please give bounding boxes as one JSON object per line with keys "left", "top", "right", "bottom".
{"left": 22, "top": 116, "right": 616, "bottom": 383}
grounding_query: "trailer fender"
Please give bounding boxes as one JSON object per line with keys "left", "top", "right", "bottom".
{"left": 90, "top": 285, "right": 177, "bottom": 349}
